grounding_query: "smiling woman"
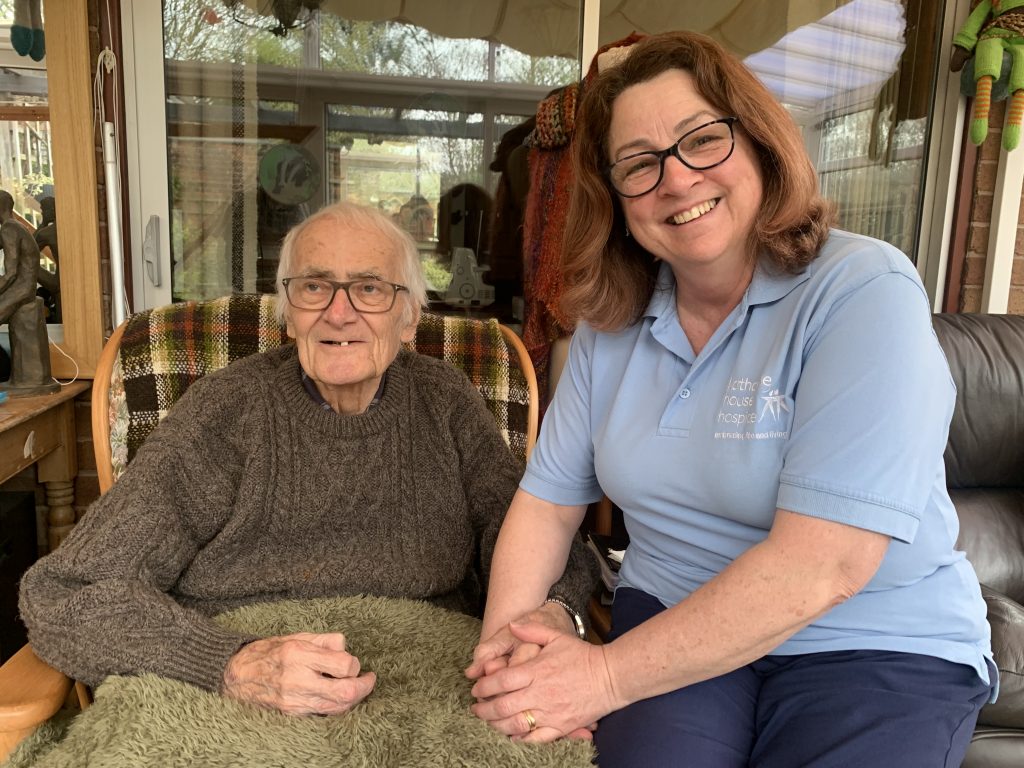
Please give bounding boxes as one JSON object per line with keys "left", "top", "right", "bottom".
{"left": 467, "top": 31, "right": 996, "bottom": 768}
{"left": 562, "top": 37, "right": 831, "bottom": 334}
{"left": 606, "top": 72, "right": 764, "bottom": 326}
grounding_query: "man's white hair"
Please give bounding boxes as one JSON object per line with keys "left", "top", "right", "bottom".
{"left": 275, "top": 201, "right": 428, "bottom": 326}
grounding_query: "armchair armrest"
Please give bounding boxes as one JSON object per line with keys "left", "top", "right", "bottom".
{"left": 0, "top": 644, "right": 72, "bottom": 761}
{"left": 979, "top": 585, "right": 1024, "bottom": 728}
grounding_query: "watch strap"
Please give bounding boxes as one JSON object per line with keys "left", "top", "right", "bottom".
{"left": 545, "top": 597, "right": 586, "bottom": 640}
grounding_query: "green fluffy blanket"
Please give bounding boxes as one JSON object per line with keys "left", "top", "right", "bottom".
{"left": 5, "top": 596, "right": 595, "bottom": 767}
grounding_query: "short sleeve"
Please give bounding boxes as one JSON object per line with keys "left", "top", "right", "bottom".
{"left": 777, "top": 271, "right": 954, "bottom": 543}
{"left": 520, "top": 326, "right": 604, "bottom": 506}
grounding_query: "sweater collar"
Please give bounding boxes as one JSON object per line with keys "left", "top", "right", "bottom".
{"left": 300, "top": 368, "right": 387, "bottom": 413}
{"left": 275, "top": 345, "right": 411, "bottom": 437}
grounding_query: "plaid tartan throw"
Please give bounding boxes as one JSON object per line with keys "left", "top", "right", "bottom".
{"left": 107, "top": 295, "right": 532, "bottom": 481}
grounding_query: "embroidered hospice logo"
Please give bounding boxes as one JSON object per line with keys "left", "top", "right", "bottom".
{"left": 714, "top": 375, "right": 790, "bottom": 440}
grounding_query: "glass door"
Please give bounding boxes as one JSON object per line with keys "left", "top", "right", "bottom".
{"left": 122, "top": 0, "right": 582, "bottom": 324}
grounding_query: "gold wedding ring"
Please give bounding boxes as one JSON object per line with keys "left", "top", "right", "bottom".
{"left": 524, "top": 709, "right": 537, "bottom": 732}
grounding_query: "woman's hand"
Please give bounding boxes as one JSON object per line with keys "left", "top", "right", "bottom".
{"left": 467, "top": 601, "right": 576, "bottom": 679}
{"left": 469, "top": 620, "right": 620, "bottom": 742}
{"left": 222, "top": 632, "right": 376, "bottom": 715}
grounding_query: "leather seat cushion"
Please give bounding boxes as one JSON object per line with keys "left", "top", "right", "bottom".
{"left": 953, "top": 489, "right": 1024, "bottom": 605}
{"left": 978, "top": 586, "right": 1024, "bottom": 728}
{"left": 964, "top": 725, "right": 1024, "bottom": 768}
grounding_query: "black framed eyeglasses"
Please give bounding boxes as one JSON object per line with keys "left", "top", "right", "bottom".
{"left": 281, "top": 276, "right": 409, "bottom": 314}
{"left": 607, "top": 117, "right": 740, "bottom": 198}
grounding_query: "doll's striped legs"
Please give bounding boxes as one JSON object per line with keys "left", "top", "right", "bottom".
{"left": 970, "top": 37, "right": 1010, "bottom": 147}
{"left": 971, "top": 35, "right": 1024, "bottom": 150}
{"left": 969, "top": 38, "right": 1004, "bottom": 145}
{"left": 971, "top": 75, "right": 994, "bottom": 145}
{"left": 1005, "top": 89, "right": 1024, "bottom": 150}
{"left": 1005, "top": 42, "right": 1024, "bottom": 150}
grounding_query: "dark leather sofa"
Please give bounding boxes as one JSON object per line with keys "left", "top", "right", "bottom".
{"left": 934, "top": 313, "right": 1024, "bottom": 767}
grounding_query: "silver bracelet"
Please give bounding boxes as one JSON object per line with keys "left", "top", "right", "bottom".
{"left": 545, "top": 597, "right": 586, "bottom": 640}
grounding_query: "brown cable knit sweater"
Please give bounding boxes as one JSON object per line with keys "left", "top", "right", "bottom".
{"left": 19, "top": 345, "right": 597, "bottom": 692}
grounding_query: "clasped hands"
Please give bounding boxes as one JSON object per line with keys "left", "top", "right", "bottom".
{"left": 222, "top": 632, "right": 375, "bottom": 715}
{"left": 465, "top": 603, "right": 618, "bottom": 742}
{"left": 217, "top": 614, "right": 619, "bottom": 739}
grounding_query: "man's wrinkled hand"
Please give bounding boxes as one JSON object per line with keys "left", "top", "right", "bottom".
{"left": 222, "top": 631, "right": 376, "bottom": 715}
{"left": 466, "top": 602, "right": 577, "bottom": 681}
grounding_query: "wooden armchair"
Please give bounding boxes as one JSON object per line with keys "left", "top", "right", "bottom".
{"left": 0, "top": 294, "right": 538, "bottom": 760}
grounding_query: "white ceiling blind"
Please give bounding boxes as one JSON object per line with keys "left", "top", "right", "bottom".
{"left": 229, "top": 0, "right": 856, "bottom": 58}
{"left": 226, "top": 0, "right": 907, "bottom": 114}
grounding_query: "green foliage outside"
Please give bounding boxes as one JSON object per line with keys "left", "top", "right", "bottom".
{"left": 13, "top": 170, "right": 52, "bottom": 199}
{"left": 421, "top": 255, "right": 452, "bottom": 292}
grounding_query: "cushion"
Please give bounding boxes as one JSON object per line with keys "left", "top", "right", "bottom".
{"left": 933, "top": 313, "right": 1024, "bottom": 490}
{"left": 107, "top": 296, "right": 532, "bottom": 480}
{"left": 978, "top": 586, "right": 1024, "bottom": 729}
{"left": 4, "top": 595, "right": 594, "bottom": 768}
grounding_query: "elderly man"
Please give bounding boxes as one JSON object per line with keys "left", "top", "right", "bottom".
{"left": 19, "top": 201, "right": 597, "bottom": 716}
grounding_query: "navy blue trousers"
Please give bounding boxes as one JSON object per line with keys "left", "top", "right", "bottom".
{"left": 593, "top": 588, "right": 993, "bottom": 767}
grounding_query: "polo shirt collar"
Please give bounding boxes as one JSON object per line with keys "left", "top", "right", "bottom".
{"left": 643, "top": 261, "right": 677, "bottom": 319}
{"left": 643, "top": 262, "right": 690, "bottom": 360}
{"left": 642, "top": 258, "right": 811, "bottom": 362}
{"left": 642, "top": 257, "right": 811, "bottom": 321}
{"left": 746, "top": 259, "right": 811, "bottom": 306}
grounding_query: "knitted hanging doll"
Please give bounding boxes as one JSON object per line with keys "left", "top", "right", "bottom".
{"left": 11, "top": 0, "right": 44, "bottom": 61}
{"left": 951, "top": 0, "right": 1024, "bottom": 150}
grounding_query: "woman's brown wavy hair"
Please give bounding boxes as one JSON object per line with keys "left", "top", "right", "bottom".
{"left": 561, "top": 31, "right": 835, "bottom": 331}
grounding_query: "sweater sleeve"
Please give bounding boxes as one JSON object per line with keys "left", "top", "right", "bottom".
{"left": 18, "top": 376, "right": 259, "bottom": 691}
{"left": 451, "top": 380, "right": 600, "bottom": 623}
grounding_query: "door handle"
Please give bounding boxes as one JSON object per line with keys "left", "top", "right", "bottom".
{"left": 143, "top": 214, "right": 161, "bottom": 287}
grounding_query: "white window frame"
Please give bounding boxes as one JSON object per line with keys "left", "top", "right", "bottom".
{"left": 121, "top": 0, "right": 173, "bottom": 309}
{"left": 916, "top": 0, "right": 971, "bottom": 312}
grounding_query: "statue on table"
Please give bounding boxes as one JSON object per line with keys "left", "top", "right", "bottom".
{"left": 0, "top": 190, "right": 57, "bottom": 394}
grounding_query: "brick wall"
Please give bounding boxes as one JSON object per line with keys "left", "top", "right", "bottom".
{"left": 956, "top": 100, "right": 1024, "bottom": 313}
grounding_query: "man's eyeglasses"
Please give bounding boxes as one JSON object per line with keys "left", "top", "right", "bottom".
{"left": 607, "top": 117, "right": 740, "bottom": 198}
{"left": 281, "top": 277, "right": 408, "bottom": 314}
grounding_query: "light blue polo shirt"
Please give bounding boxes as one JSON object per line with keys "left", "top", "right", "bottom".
{"left": 523, "top": 229, "right": 993, "bottom": 688}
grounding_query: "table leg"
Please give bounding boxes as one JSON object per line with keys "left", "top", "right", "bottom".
{"left": 35, "top": 398, "right": 79, "bottom": 551}
{"left": 45, "top": 480, "right": 75, "bottom": 552}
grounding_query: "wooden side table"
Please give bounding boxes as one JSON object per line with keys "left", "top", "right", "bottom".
{"left": 0, "top": 381, "right": 90, "bottom": 552}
